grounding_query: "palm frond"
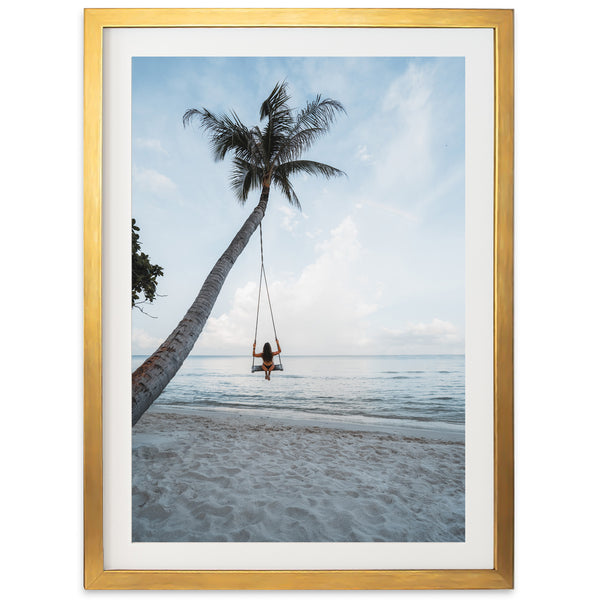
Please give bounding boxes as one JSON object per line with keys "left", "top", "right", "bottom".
{"left": 271, "top": 170, "right": 301, "bottom": 210}
{"left": 183, "top": 108, "right": 261, "bottom": 164}
{"left": 260, "top": 124, "right": 289, "bottom": 162}
{"left": 259, "top": 81, "right": 292, "bottom": 121}
{"left": 274, "top": 127, "right": 332, "bottom": 164}
{"left": 296, "top": 96, "right": 346, "bottom": 133}
{"left": 184, "top": 83, "right": 345, "bottom": 211}
{"left": 229, "top": 157, "right": 263, "bottom": 203}
{"left": 274, "top": 96, "right": 346, "bottom": 164}
{"left": 258, "top": 82, "right": 295, "bottom": 160}
{"left": 276, "top": 159, "right": 346, "bottom": 181}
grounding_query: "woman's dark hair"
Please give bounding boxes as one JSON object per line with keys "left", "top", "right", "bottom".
{"left": 262, "top": 342, "right": 273, "bottom": 362}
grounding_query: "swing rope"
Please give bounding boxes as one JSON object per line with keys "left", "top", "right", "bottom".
{"left": 252, "top": 222, "right": 282, "bottom": 370}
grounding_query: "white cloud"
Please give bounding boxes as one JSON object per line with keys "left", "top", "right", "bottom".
{"left": 355, "top": 302, "right": 379, "bottom": 318}
{"left": 132, "top": 328, "right": 163, "bottom": 354}
{"left": 379, "top": 319, "right": 464, "bottom": 354}
{"left": 194, "top": 281, "right": 258, "bottom": 351}
{"left": 314, "top": 216, "right": 360, "bottom": 259}
{"left": 133, "top": 166, "right": 176, "bottom": 197}
{"left": 193, "top": 216, "right": 378, "bottom": 355}
{"left": 362, "top": 199, "right": 419, "bottom": 223}
{"left": 370, "top": 61, "right": 437, "bottom": 199}
{"left": 355, "top": 144, "right": 372, "bottom": 162}
{"left": 277, "top": 205, "right": 306, "bottom": 232}
{"left": 192, "top": 218, "right": 463, "bottom": 356}
{"left": 135, "top": 137, "right": 168, "bottom": 154}
{"left": 383, "top": 62, "right": 434, "bottom": 113}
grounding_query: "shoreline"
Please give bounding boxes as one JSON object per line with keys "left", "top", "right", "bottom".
{"left": 148, "top": 404, "right": 465, "bottom": 443}
{"left": 148, "top": 403, "right": 464, "bottom": 443}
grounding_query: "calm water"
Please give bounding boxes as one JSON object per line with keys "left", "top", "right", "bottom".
{"left": 133, "top": 355, "right": 464, "bottom": 436}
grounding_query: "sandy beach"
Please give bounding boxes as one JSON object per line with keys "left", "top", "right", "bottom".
{"left": 132, "top": 405, "right": 464, "bottom": 543}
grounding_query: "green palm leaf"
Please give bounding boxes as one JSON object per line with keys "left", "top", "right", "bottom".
{"left": 230, "top": 157, "right": 263, "bottom": 203}
{"left": 271, "top": 171, "right": 301, "bottom": 210}
{"left": 276, "top": 159, "right": 346, "bottom": 181}
{"left": 275, "top": 95, "right": 346, "bottom": 164}
{"left": 183, "top": 108, "right": 261, "bottom": 164}
{"left": 183, "top": 81, "right": 346, "bottom": 210}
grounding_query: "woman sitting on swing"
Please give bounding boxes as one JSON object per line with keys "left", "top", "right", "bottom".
{"left": 253, "top": 339, "right": 281, "bottom": 380}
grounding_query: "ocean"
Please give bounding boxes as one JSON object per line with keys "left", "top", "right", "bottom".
{"left": 132, "top": 354, "right": 464, "bottom": 439}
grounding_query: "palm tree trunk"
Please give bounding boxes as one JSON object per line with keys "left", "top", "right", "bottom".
{"left": 132, "top": 187, "right": 270, "bottom": 425}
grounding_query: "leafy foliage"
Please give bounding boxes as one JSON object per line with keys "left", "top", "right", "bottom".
{"left": 183, "top": 81, "right": 346, "bottom": 210}
{"left": 132, "top": 219, "right": 164, "bottom": 309}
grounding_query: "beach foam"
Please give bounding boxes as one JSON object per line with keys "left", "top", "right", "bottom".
{"left": 132, "top": 406, "right": 464, "bottom": 542}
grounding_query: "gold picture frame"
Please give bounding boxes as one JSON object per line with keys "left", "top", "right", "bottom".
{"left": 84, "top": 8, "right": 513, "bottom": 590}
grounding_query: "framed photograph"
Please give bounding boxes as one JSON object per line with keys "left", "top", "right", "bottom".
{"left": 84, "top": 8, "right": 513, "bottom": 590}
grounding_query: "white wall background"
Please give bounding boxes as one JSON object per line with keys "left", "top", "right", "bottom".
{"left": 1, "top": 0, "right": 598, "bottom": 597}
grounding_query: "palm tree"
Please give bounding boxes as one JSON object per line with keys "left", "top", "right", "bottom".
{"left": 132, "top": 82, "right": 345, "bottom": 425}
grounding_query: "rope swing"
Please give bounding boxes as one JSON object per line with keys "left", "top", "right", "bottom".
{"left": 252, "top": 222, "right": 283, "bottom": 373}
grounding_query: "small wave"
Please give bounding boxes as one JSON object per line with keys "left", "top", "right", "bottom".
{"left": 160, "top": 400, "right": 464, "bottom": 425}
{"left": 179, "top": 399, "right": 299, "bottom": 412}
{"left": 431, "top": 396, "right": 454, "bottom": 400}
{"left": 391, "top": 375, "right": 411, "bottom": 380}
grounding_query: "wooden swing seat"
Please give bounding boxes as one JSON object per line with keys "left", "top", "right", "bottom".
{"left": 251, "top": 364, "right": 283, "bottom": 373}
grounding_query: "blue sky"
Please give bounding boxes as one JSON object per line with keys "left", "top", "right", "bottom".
{"left": 132, "top": 56, "right": 465, "bottom": 355}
